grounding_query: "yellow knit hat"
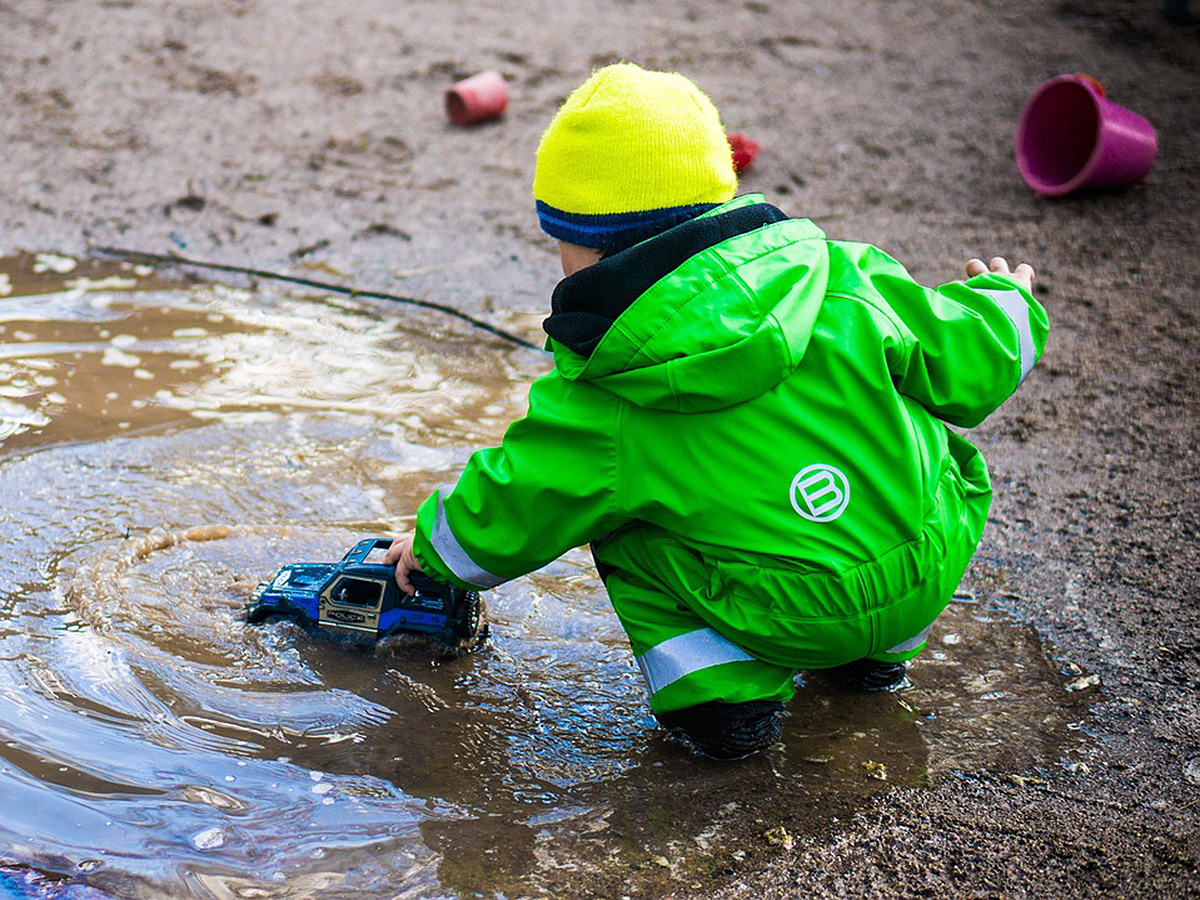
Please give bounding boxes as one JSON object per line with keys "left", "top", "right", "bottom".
{"left": 533, "top": 63, "right": 737, "bottom": 250}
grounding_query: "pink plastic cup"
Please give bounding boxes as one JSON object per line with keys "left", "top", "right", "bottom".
{"left": 445, "top": 70, "right": 508, "bottom": 126}
{"left": 1015, "top": 73, "right": 1158, "bottom": 197}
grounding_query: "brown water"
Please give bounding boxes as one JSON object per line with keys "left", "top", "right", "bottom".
{"left": 0, "top": 253, "right": 1096, "bottom": 900}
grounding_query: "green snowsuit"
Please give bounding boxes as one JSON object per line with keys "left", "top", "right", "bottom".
{"left": 412, "top": 194, "right": 1049, "bottom": 715}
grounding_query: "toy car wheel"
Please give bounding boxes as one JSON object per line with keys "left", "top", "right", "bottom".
{"left": 247, "top": 601, "right": 282, "bottom": 625}
{"left": 454, "top": 591, "right": 484, "bottom": 641}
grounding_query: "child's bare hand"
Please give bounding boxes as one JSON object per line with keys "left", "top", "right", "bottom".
{"left": 966, "top": 256, "right": 1035, "bottom": 293}
{"left": 382, "top": 532, "right": 423, "bottom": 595}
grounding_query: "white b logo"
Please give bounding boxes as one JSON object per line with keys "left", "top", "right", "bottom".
{"left": 789, "top": 464, "right": 850, "bottom": 522}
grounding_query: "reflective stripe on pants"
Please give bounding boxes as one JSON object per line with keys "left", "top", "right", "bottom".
{"left": 599, "top": 563, "right": 797, "bottom": 715}
{"left": 635, "top": 628, "right": 756, "bottom": 696}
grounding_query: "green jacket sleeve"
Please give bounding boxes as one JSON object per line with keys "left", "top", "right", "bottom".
{"left": 411, "top": 372, "right": 626, "bottom": 590}
{"left": 862, "top": 247, "right": 1049, "bottom": 428}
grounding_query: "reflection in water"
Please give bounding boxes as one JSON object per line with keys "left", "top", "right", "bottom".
{"left": 0, "top": 255, "right": 1092, "bottom": 899}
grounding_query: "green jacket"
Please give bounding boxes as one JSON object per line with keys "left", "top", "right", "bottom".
{"left": 413, "top": 195, "right": 1049, "bottom": 596}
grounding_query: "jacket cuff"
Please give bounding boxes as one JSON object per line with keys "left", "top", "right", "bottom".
{"left": 412, "top": 490, "right": 508, "bottom": 591}
{"left": 964, "top": 273, "right": 1041, "bottom": 385}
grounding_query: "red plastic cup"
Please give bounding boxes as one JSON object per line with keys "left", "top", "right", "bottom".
{"left": 445, "top": 70, "right": 508, "bottom": 126}
{"left": 727, "top": 132, "right": 760, "bottom": 173}
{"left": 1014, "top": 73, "right": 1158, "bottom": 196}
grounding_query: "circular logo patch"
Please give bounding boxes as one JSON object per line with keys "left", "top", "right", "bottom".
{"left": 789, "top": 464, "right": 850, "bottom": 522}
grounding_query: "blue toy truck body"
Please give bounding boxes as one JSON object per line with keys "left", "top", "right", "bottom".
{"left": 247, "top": 538, "right": 484, "bottom": 645}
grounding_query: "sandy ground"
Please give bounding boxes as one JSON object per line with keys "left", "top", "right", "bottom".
{"left": 2, "top": 0, "right": 1198, "bottom": 897}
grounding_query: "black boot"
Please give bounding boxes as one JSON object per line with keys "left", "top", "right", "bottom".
{"left": 656, "top": 699, "right": 784, "bottom": 759}
{"left": 822, "top": 658, "right": 907, "bottom": 692}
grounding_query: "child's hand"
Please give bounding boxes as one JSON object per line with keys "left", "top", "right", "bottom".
{"left": 382, "top": 532, "right": 423, "bottom": 595}
{"left": 965, "top": 256, "right": 1035, "bottom": 293}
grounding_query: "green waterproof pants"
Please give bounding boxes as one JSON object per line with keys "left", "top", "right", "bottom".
{"left": 594, "top": 449, "right": 991, "bottom": 715}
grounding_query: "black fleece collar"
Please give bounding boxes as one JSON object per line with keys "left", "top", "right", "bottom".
{"left": 543, "top": 202, "right": 790, "bottom": 358}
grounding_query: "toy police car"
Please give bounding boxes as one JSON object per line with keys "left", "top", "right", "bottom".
{"left": 247, "top": 538, "right": 486, "bottom": 650}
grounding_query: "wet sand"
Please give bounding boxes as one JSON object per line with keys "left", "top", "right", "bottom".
{"left": 1, "top": 0, "right": 1198, "bottom": 897}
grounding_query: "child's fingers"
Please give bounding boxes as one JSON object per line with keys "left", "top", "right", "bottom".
{"left": 396, "top": 568, "right": 415, "bottom": 596}
{"left": 966, "top": 256, "right": 1034, "bottom": 290}
{"left": 383, "top": 534, "right": 413, "bottom": 567}
{"left": 965, "top": 258, "right": 988, "bottom": 277}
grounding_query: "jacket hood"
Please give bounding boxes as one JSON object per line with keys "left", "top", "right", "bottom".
{"left": 545, "top": 196, "right": 830, "bottom": 412}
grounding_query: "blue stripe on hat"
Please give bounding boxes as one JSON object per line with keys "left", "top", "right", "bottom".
{"left": 536, "top": 200, "right": 719, "bottom": 250}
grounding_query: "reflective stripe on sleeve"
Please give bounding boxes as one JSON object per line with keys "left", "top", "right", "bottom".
{"left": 635, "top": 628, "right": 757, "bottom": 696}
{"left": 885, "top": 623, "right": 933, "bottom": 655}
{"left": 429, "top": 493, "right": 507, "bottom": 588}
{"left": 978, "top": 288, "right": 1036, "bottom": 384}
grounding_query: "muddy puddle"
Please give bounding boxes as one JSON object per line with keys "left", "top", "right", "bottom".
{"left": 0, "top": 253, "right": 1097, "bottom": 900}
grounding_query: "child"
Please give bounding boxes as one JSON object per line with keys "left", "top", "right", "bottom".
{"left": 385, "top": 63, "right": 1047, "bottom": 759}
